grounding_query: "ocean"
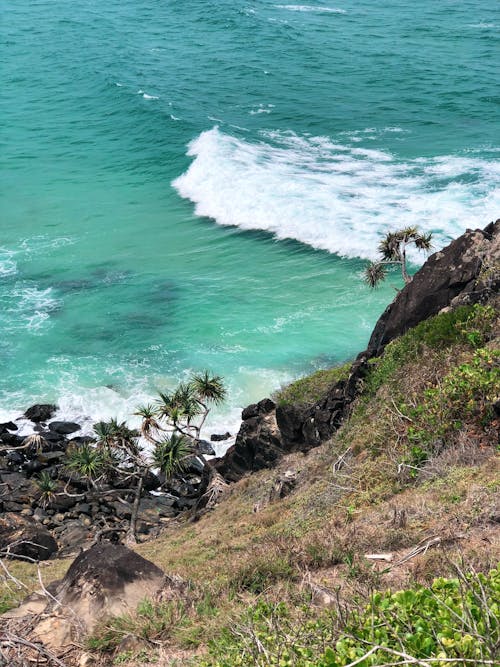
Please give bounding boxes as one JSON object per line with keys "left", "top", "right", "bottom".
{"left": 2, "top": 0, "right": 499, "bottom": 444}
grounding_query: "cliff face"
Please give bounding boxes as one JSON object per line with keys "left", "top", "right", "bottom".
{"left": 367, "top": 219, "right": 500, "bottom": 356}
{"left": 214, "top": 220, "right": 499, "bottom": 482}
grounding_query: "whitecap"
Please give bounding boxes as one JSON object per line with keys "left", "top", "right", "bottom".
{"left": 172, "top": 126, "right": 500, "bottom": 261}
{"left": 275, "top": 5, "right": 346, "bottom": 13}
{"left": 143, "top": 93, "right": 159, "bottom": 100}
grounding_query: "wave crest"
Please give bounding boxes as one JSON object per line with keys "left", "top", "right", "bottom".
{"left": 172, "top": 127, "right": 500, "bottom": 260}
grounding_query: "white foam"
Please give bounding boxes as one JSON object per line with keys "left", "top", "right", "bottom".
{"left": 0, "top": 258, "right": 17, "bottom": 277}
{"left": 275, "top": 5, "right": 346, "bottom": 13}
{"left": 172, "top": 127, "right": 500, "bottom": 261}
{"left": 143, "top": 93, "right": 159, "bottom": 100}
{"left": 5, "top": 286, "right": 60, "bottom": 333}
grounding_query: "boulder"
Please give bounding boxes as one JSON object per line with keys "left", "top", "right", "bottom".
{"left": 0, "top": 513, "right": 58, "bottom": 560}
{"left": 48, "top": 421, "right": 81, "bottom": 435}
{"left": 0, "top": 421, "right": 18, "bottom": 433}
{"left": 210, "top": 431, "right": 231, "bottom": 441}
{"left": 196, "top": 439, "right": 216, "bottom": 456}
{"left": 214, "top": 399, "right": 285, "bottom": 482}
{"left": 3, "top": 544, "right": 183, "bottom": 651}
{"left": 24, "top": 404, "right": 58, "bottom": 423}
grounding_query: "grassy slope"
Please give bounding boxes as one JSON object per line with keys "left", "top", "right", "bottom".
{"left": 1, "top": 302, "right": 499, "bottom": 665}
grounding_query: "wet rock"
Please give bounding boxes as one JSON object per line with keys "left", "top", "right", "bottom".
{"left": 48, "top": 421, "right": 81, "bottom": 436}
{"left": 24, "top": 404, "right": 58, "bottom": 423}
{"left": 196, "top": 439, "right": 216, "bottom": 456}
{"left": 0, "top": 421, "right": 18, "bottom": 433}
{"left": 210, "top": 431, "right": 231, "bottom": 441}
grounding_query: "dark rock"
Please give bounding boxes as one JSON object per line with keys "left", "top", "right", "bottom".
{"left": 24, "top": 404, "right": 58, "bottom": 423}
{"left": 0, "top": 513, "right": 58, "bottom": 560}
{"left": 0, "top": 432, "right": 24, "bottom": 448}
{"left": 37, "top": 430, "right": 67, "bottom": 445}
{"left": 57, "top": 521, "right": 92, "bottom": 554}
{"left": 210, "top": 431, "right": 231, "bottom": 441}
{"left": 367, "top": 221, "right": 500, "bottom": 357}
{"left": 196, "top": 439, "right": 216, "bottom": 456}
{"left": 6, "top": 450, "right": 25, "bottom": 467}
{"left": 214, "top": 399, "right": 284, "bottom": 482}
{"left": 69, "top": 436, "right": 95, "bottom": 446}
{"left": 24, "top": 459, "right": 45, "bottom": 475}
{"left": 142, "top": 469, "right": 161, "bottom": 492}
{"left": 186, "top": 456, "right": 205, "bottom": 475}
{"left": 0, "top": 472, "right": 39, "bottom": 505}
{"left": 48, "top": 421, "right": 81, "bottom": 436}
{"left": 174, "top": 496, "right": 196, "bottom": 510}
{"left": 0, "top": 421, "right": 18, "bottom": 433}
{"left": 73, "top": 502, "right": 91, "bottom": 516}
{"left": 110, "top": 500, "right": 132, "bottom": 519}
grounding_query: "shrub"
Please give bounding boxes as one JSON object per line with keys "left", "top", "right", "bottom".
{"left": 198, "top": 566, "right": 499, "bottom": 666}
{"left": 365, "top": 304, "right": 496, "bottom": 396}
{"left": 275, "top": 364, "right": 351, "bottom": 408}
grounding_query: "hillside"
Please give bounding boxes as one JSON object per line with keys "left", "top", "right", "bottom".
{"left": 1, "top": 224, "right": 499, "bottom": 666}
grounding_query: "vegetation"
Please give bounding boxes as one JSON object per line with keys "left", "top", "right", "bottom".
{"left": 1, "top": 300, "right": 498, "bottom": 666}
{"left": 364, "top": 226, "right": 432, "bottom": 287}
{"left": 199, "top": 566, "right": 499, "bottom": 666}
{"left": 275, "top": 364, "right": 351, "bottom": 407}
{"left": 64, "top": 370, "right": 226, "bottom": 542}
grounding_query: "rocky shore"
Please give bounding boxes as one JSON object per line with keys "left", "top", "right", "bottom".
{"left": 1, "top": 220, "right": 498, "bottom": 563}
{"left": 0, "top": 405, "right": 226, "bottom": 560}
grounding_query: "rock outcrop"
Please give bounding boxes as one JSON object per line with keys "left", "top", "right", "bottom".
{"left": 216, "top": 221, "right": 500, "bottom": 481}
{"left": 367, "top": 220, "right": 499, "bottom": 356}
{"left": 213, "top": 398, "right": 285, "bottom": 482}
{"left": 2, "top": 544, "right": 187, "bottom": 653}
{"left": 0, "top": 513, "right": 58, "bottom": 561}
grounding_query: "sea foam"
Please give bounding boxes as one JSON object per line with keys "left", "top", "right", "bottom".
{"left": 275, "top": 5, "right": 346, "bottom": 13}
{"left": 173, "top": 127, "right": 500, "bottom": 260}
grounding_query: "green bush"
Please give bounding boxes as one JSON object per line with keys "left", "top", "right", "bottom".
{"left": 200, "top": 566, "right": 500, "bottom": 666}
{"left": 402, "top": 347, "right": 500, "bottom": 454}
{"left": 323, "top": 565, "right": 500, "bottom": 666}
{"left": 365, "top": 304, "right": 496, "bottom": 396}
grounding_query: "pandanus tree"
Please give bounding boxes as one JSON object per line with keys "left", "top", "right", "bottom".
{"left": 364, "top": 226, "right": 433, "bottom": 288}
{"left": 65, "top": 371, "right": 226, "bottom": 543}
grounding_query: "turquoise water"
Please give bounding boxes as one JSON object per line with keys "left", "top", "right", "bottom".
{"left": 2, "top": 1, "right": 499, "bottom": 435}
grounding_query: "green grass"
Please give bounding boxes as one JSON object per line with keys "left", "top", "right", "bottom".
{"left": 274, "top": 363, "right": 351, "bottom": 407}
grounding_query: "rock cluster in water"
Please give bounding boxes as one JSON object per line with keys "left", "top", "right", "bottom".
{"left": 0, "top": 405, "right": 215, "bottom": 560}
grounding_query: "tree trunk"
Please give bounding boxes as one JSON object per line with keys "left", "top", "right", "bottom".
{"left": 400, "top": 244, "right": 411, "bottom": 283}
{"left": 126, "top": 475, "right": 143, "bottom": 546}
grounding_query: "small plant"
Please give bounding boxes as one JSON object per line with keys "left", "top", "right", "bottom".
{"left": 35, "top": 471, "right": 57, "bottom": 508}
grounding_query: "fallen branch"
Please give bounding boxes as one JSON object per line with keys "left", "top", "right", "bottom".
{"left": 0, "top": 631, "right": 69, "bottom": 667}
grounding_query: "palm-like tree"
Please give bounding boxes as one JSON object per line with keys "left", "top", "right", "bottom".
{"left": 191, "top": 371, "right": 226, "bottom": 406}
{"left": 151, "top": 433, "right": 192, "bottom": 479}
{"left": 364, "top": 226, "right": 433, "bottom": 287}
{"left": 66, "top": 442, "right": 105, "bottom": 479}
{"left": 134, "top": 404, "right": 162, "bottom": 443}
